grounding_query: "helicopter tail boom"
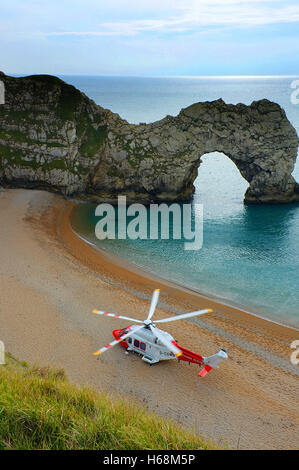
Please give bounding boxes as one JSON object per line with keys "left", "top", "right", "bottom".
{"left": 174, "top": 343, "right": 204, "bottom": 366}
{"left": 175, "top": 343, "right": 228, "bottom": 377}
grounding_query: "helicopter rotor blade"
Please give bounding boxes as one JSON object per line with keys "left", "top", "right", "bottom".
{"left": 146, "top": 289, "right": 160, "bottom": 321}
{"left": 154, "top": 309, "right": 213, "bottom": 324}
{"left": 93, "top": 325, "right": 145, "bottom": 356}
{"left": 92, "top": 310, "right": 143, "bottom": 324}
{"left": 149, "top": 324, "right": 182, "bottom": 358}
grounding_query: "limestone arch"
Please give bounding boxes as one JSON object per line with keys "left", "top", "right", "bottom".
{"left": 96, "top": 98, "right": 299, "bottom": 204}
{"left": 173, "top": 99, "right": 299, "bottom": 204}
{"left": 149, "top": 99, "right": 299, "bottom": 203}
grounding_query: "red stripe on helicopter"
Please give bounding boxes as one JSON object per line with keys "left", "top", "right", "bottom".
{"left": 172, "top": 341, "right": 204, "bottom": 365}
{"left": 198, "top": 365, "right": 212, "bottom": 377}
{"left": 105, "top": 344, "right": 112, "bottom": 348}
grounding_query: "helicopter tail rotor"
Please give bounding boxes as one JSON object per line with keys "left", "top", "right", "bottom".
{"left": 198, "top": 349, "right": 228, "bottom": 377}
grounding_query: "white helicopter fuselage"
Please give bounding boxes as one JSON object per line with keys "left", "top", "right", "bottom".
{"left": 116, "top": 324, "right": 177, "bottom": 364}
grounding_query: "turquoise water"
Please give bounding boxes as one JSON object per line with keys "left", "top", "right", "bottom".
{"left": 65, "top": 76, "right": 299, "bottom": 328}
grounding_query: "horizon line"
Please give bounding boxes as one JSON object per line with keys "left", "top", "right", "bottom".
{"left": 6, "top": 72, "right": 299, "bottom": 80}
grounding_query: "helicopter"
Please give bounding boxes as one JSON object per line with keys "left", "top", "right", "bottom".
{"left": 92, "top": 289, "right": 228, "bottom": 377}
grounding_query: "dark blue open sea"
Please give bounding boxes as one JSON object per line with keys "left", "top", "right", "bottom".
{"left": 64, "top": 76, "right": 299, "bottom": 328}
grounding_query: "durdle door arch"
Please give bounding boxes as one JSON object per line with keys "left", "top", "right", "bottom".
{"left": 96, "top": 99, "right": 299, "bottom": 204}
{"left": 0, "top": 74, "right": 298, "bottom": 204}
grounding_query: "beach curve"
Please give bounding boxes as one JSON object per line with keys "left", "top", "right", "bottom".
{"left": 0, "top": 188, "right": 298, "bottom": 449}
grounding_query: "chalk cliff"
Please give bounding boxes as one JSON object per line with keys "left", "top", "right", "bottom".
{"left": 0, "top": 73, "right": 298, "bottom": 203}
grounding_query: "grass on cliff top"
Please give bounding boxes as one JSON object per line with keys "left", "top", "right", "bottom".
{"left": 0, "top": 354, "right": 214, "bottom": 450}
{"left": 24, "top": 74, "right": 83, "bottom": 121}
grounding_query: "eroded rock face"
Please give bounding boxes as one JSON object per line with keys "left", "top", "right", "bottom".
{"left": 0, "top": 73, "right": 298, "bottom": 204}
{"left": 0, "top": 73, "right": 109, "bottom": 195}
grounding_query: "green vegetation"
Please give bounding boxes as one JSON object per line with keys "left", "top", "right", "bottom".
{"left": 116, "top": 136, "right": 157, "bottom": 169}
{"left": 127, "top": 157, "right": 138, "bottom": 168}
{"left": 107, "top": 166, "right": 121, "bottom": 178}
{"left": 0, "top": 109, "right": 36, "bottom": 125}
{"left": 24, "top": 75, "right": 66, "bottom": 86}
{"left": 46, "top": 158, "right": 67, "bottom": 171}
{"left": 0, "top": 75, "right": 108, "bottom": 180}
{"left": 0, "top": 128, "right": 64, "bottom": 148}
{"left": 57, "top": 84, "right": 83, "bottom": 121}
{"left": 0, "top": 354, "right": 213, "bottom": 450}
{"left": 0, "top": 144, "right": 39, "bottom": 170}
{"left": 24, "top": 75, "right": 82, "bottom": 122}
{"left": 0, "top": 142, "right": 84, "bottom": 177}
{"left": 78, "top": 124, "right": 107, "bottom": 158}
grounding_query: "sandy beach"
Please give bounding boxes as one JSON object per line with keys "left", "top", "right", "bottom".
{"left": 0, "top": 188, "right": 298, "bottom": 450}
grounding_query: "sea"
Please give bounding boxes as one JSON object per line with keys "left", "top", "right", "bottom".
{"left": 61, "top": 75, "right": 299, "bottom": 329}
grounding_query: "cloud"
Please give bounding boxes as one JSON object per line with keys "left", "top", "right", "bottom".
{"left": 49, "top": 18, "right": 189, "bottom": 37}
{"left": 46, "top": 0, "right": 299, "bottom": 37}
{"left": 1, "top": 0, "right": 299, "bottom": 75}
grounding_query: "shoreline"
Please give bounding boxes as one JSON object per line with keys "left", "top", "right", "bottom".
{"left": 61, "top": 203, "right": 298, "bottom": 343}
{"left": 72, "top": 224, "right": 299, "bottom": 333}
{"left": 1, "top": 188, "right": 299, "bottom": 450}
{"left": 59, "top": 197, "right": 299, "bottom": 377}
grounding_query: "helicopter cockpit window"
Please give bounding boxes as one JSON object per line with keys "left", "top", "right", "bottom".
{"left": 119, "top": 328, "right": 129, "bottom": 338}
{"left": 127, "top": 337, "right": 132, "bottom": 344}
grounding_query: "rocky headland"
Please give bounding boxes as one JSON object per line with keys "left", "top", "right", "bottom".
{"left": 0, "top": 72, "right": 298, "bottom": 203}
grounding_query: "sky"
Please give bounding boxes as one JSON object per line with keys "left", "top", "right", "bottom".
{"left": 0, "top": 0, "right": 299, "bottom": 76}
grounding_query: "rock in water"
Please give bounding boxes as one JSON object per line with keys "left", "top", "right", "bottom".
{"left": 0, "top": 73, "right": 298, "bottom": 204}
